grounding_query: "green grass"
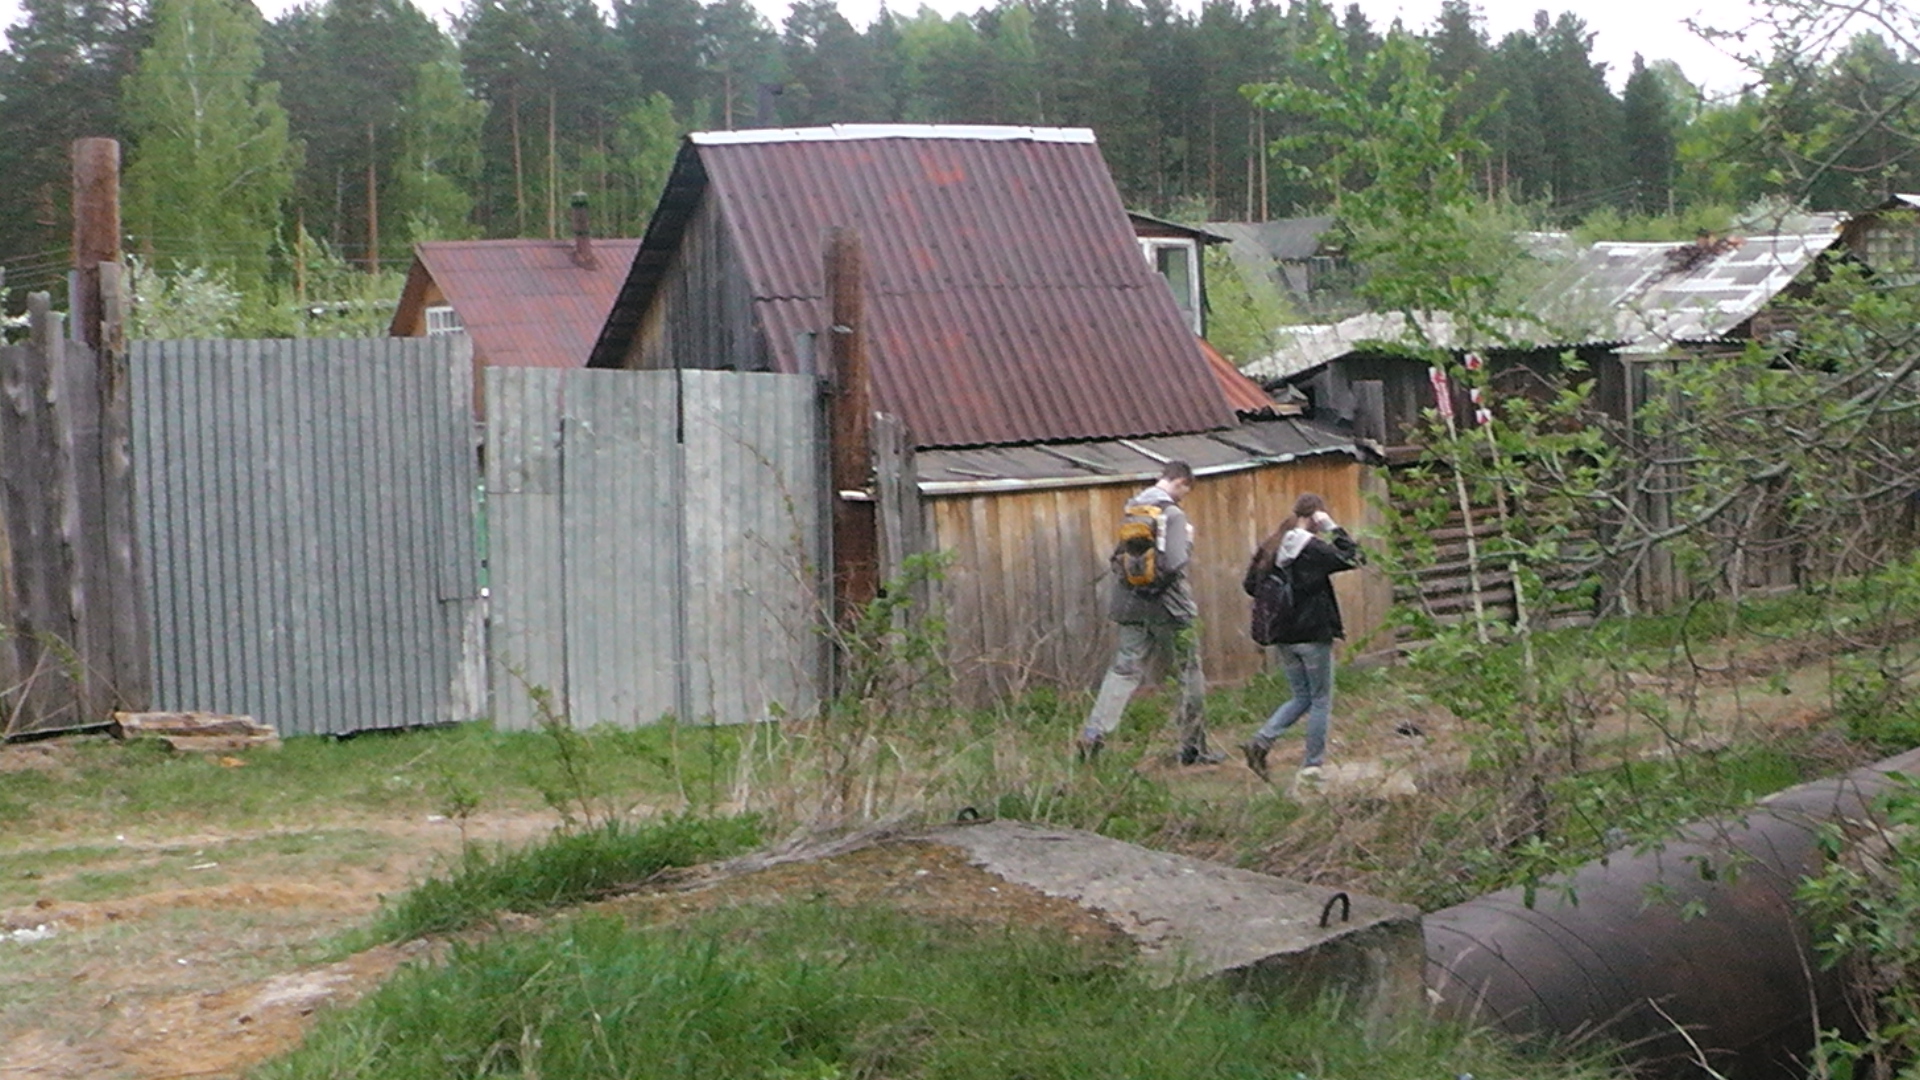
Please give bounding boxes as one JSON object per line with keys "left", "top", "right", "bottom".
{"left": 365, "top": 814, "right": 765, "bottom": 942}
{"left": 0, "top": 719, "right": 750, "bottom": 845}
{"left": 258, "top": 902, "right": 1622, "bottom": 1080}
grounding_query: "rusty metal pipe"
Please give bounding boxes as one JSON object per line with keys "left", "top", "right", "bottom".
{"left": 1425, "top": 746, "right": 1920, "bottom": 1079}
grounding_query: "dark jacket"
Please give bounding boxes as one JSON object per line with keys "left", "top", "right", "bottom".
{"left": 1270, "top": 527, "right": 1363, "bottom": 644}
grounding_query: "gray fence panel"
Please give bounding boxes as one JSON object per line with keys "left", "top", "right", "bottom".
{"left": 484, "top": 367, "right": 567, "bottom": 731}
{"left": 132, "top": 337, "right": 483, "bottom": 736}
{"left": 561, "top": 370, "right": 683, "bottom": 727}
{"left": 486, "top": 367, "right": 823, "bottom": 729}
{"left": 681, "top": 371, "right": 822, "bottom": 724}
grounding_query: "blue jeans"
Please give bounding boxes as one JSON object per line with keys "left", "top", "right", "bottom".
{"left": 1253, "top": 641, "right": 1333, "bottom": 767}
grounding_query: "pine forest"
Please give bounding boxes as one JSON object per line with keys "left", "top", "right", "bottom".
{"left": 0, "top": 0, "right": 1916, "bottom": 335}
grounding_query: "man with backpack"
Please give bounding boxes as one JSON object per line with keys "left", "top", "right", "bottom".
{"left": 1076, "top": 460, "right": 1221, "bottom": 766}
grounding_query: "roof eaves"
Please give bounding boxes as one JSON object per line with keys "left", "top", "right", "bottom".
{"left": 1128, "top": 211, "right": 1231, "bottom": 245}
{"left": 689, "top": 123, "right": 1096, "bottom": 146}
{"left": 588, "top": 142, "right": 709, "bottom": 368}
{"left": 387, "top": 255, "right": 433, "bottom": 336}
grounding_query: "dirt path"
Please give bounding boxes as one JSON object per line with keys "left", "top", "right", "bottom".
{"left": 0, "top": 809, "right": 558, "bottom": 1080}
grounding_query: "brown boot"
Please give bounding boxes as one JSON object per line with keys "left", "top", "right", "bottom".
{"left": 1240, "top": 739, "right": 1272, "bottom": 782}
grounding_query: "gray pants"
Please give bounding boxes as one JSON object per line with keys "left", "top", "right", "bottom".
{"left": 1081, "top": 620, "right": 1208, "bottom": 753}
{"left": 1253, "top": 641, "right": 1333, "bottom": 767}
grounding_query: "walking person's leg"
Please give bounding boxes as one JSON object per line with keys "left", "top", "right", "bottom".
{"left": 1298, "top": 641, "right": 1336, "bottom": 770}
{"left": 1080, "top": 623, "right": 1153, "bottom": 758}
{"left": 1242, "top": 644, "right": 1313, "bottom": 780}
{"left": 1169, "top": 621, "right": 1214, "bottom": 764}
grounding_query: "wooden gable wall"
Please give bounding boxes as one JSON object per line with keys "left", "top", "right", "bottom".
{"left": 622, "top": 195, "right": 768, "bottom": 373}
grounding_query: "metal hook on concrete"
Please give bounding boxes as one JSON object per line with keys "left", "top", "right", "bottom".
{"left": 1319, "top": 891, "right": 1351, "bottom": 928}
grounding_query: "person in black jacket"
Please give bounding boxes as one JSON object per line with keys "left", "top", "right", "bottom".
{"left": 1241, "top": 493, "right": 1364, "bottom": 782}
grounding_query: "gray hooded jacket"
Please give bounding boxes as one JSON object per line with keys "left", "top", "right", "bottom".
{"left": 1105, "top": 483, "right": 1199, "bottom": 625}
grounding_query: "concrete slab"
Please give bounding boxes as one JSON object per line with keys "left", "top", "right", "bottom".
{"left": 922, "top": 821, "right": 1424, "bottom": 1027}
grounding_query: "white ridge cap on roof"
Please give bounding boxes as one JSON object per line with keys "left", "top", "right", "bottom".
{"left": 689, "top": 124, "right": 1098, "bottom": 146}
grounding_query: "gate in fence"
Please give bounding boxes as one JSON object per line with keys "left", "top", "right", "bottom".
{"left": 119, "top": 344, "right": 824, "bottom": 737}
{"left": 130, "top": 337, "right": 487, "bottom": 737}
{"left": 484, "top": 367, "right": 823, "bottom": 730}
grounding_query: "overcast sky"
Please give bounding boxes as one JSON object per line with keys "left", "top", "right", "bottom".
{"left": 0, "top": 0, "right": 1766, "bottom": 95}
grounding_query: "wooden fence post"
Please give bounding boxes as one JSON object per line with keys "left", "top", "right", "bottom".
{"left": 873, "top": 412, "right": 925, "bottom": 614}
{"left": 0, "top": 295, "right": 84, "bottom": 733}
{"left": 826, "top": 227, "right": 878, "bottom": 626}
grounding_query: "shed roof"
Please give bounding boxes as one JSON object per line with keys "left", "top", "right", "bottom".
{"left": 1245, "top": 229, "right": 1840, "bottom": 379}
{"left": 1205, "top": 217, "right": 1338, "bottom": 262}
{"left": 588, "top": 124, "right": 1237, "bottom": 449}
{"left": 1128, "top": 212, "right": 1231, "bottom": 244}
{"left": 914, "top": 417, "right": 1363, "bottom": 495}
{"left": 392, "top": 238, "right": 642, "bottom": 368}
{"left": 1532, "top": 231, "right": 1839, "bottom": 353}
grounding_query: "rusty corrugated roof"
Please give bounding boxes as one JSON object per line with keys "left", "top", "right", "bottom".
{"left": 405, "top": 238, "right": 641, "bottom": 368}
{"left": 1196, "top": 337, "right": 1286, "bottom": 416}
{"left": 590, "top": 125, "right": 1237, "bottom": 448}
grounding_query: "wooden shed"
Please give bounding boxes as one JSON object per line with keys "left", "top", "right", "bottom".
{"left": 914, "top": 420, "right": 1390, "bottom": 699}
{"left": 587, "top": 124, "right": 1385, "bottom": 700}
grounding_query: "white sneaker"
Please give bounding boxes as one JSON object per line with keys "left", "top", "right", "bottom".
{"left": 1297, "top": 765, "right": 1324, "bottom": 781}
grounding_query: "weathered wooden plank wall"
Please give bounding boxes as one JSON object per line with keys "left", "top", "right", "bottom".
{"left": 926, "top": 457, "right": 1392, "bottom": 702}
{"left": 0, "top": 293, "right": 150, "bottom": 736}
{"left": 624, "top": 197, "right": 763, "bottom": 373}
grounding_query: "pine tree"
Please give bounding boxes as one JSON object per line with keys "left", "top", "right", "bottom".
{"left": 265, "top": 0, "right": 446, "bottom": 264}
{"left": 0, "top": 0, "right": 149, "bottom": 292}
{"left": 1620, "top": 53, "right": 1677, "bottom": 213}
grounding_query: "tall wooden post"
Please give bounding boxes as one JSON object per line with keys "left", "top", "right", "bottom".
{"left": 71, "top": 137, "right": 151, "bottom": 718}
{"left": 826, "top": 227, "right": 878, "bottom": 626}
{"left": 365, "top": 123, "right": 380, "bottom": 272}
{"left": 71, "top": 138, "right": 119, "bottom": 349}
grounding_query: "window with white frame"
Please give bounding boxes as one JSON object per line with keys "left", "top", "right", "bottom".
{"left": 1139, "top": 239, "right": 1202, "bottom": 335}
{"left": 425, "top": 304, "right": 465, "bottom": 336}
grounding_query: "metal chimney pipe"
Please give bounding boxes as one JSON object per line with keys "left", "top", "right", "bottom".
{"left": 570, "top": 192, "right": 595, "bottom": 269}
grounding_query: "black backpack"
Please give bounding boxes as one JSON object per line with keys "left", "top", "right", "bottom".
{"left": 1245, "top": 553, "right": 1295, "bottom": 646}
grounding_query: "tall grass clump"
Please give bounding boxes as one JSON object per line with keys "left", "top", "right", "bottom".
{"left": 263, "top": 902, "right": 1623, "bottom": 1080}
{"left": 368, "top": 813, "right": 762, "bottom": 942}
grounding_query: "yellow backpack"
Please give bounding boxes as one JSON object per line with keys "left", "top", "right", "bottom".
{"left": 1113, "top": 503, "right": 1169, "bottom": 592}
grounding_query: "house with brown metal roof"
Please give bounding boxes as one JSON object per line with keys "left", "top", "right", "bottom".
{"left": 390, "top": 210, "right": 640, "bottom": 408}
{"left": 588, "top": 124, "right": 1389, "bottom": 697}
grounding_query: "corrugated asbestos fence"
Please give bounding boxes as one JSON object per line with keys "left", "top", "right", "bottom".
{"left": 122, "top": 344, "right": 818, "bottom": 737}
{"left": 485, "top": 367, "right": 823, "bottom": 729}
{"left": 131, "top": 338, "right": 486, "bottom": 736}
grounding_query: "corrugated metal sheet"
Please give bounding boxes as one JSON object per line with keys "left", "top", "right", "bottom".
{"left": 132, "top": 338, "right": 484, "bottom": 737}
{"left": 484, "top": 367, "right": 570, "bottom": 728}
{"left": 1246, "top": 231, "right": 1843, "bottom": 378}
{"left": 398, "top": 239, "right": 642, "bottom": 367}
{"left": 680, "top": 371, "right": 823, "bottom": 723}
{"left": 591, "top": 127, "right": 1238, "bottom": 449}
{"left": 1536, "top": 232, "right": 1840, "bottom": 353}
{"left": 915, "top": 418, "right": 1361, "bottom": 494}
{"left": 486, "top": 367, "right": 822, "bottom": 728}
{"left": 1206, "top": 217, "right": 1337, "bottom": 261}
{"left": 1198, "top": 338, "right": 1282, "bottom": 415}
{"left": 561, "top": 371, "right": 684, "bottom": 727}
